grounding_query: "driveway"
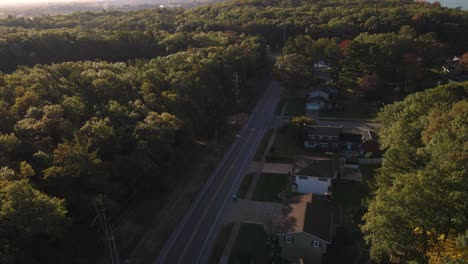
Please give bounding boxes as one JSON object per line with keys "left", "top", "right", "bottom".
{"left": 223, "top": 199, "right": 283, "bottom": 224}
{"left": 262, "top": 163, "right": 293, "bottom": 174}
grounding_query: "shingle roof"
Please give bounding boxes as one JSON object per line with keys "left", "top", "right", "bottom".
{"left": 362, "top": 130, "right": 379, "bottom": 141}
{"left": 305, "top": 125, "right": 342, "bottom": 137}
{"left": 278, "top": 195, "right": 340, "bottom": 243}
{"left": 294, "top": 156, "right": 336, "bottom": 178}
{"left": 303, "top": 198, "right": 340, "bottom": 242}
{"left": 339, "top": 133, "right": 362, "bottom": 143}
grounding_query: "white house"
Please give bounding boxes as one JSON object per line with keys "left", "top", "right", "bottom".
{"left": 292, "top": 156, "right": 338, "bottom": 195}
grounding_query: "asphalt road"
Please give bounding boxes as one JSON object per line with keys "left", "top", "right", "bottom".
{"left": 155, "top": 80, "right": 281, "bottom": 264}
{"left": 317, "top": 120, "right": 382, "bottom": 132}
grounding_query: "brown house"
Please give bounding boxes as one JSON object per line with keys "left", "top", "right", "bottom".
{"left": 275, "top": 194, "right": 341, "bottom": 264}
{"left": 361, "top": 130, "right": 382, "bottom": 157}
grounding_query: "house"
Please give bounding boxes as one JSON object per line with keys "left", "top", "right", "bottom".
{"left": 306, "top": 97, "right": 326, "bottom": 111}
{"left": 276, "top": 194, "right": 341, "bottom": 264}
{"left": 361, "top": 130, "right": 381, "bottom": 157}
{"left": 339, "top": 133, "right": 362, "bottom": 158}
{"left": 308, "top": 88, "right": 330, "bottom": 101}
{"left": 304, "top": 125, "right": 342, "bottom": 152}
{"left": 292, "top": 156, "right": 338, "bottom": 195}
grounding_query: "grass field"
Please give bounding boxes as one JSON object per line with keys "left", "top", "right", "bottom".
{"left": 275, "top": 97, "right": 305, "bottom": 116}
{"left": 252, "top": 173, "right": 289, "bottom": 203}
{"left": 320, "top": 98, "right": 377, "bottom": 120}
{"left": 228, "top": 223, "right": 272, "bottom": 264}
{"left": 266, "top": 127, "right": 324, "bottom": 163}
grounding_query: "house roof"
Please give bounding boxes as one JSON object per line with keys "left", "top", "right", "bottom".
{"left": 305, "top": 125, "right": 342, "bottom": 137}
{"left": 307, "top": 96, "right": 327, "bottom": 103}
{"left": 303, "top": 198, "right": 339, "bottom": 242}
{"left": 278, "top": 195, "right": 340, "bottom": 243}
{"left": 363, "top": 130, "right": 379, "bottom": 141}
{"left": 339, "top": 133, "right": 362, "bottom": 143}
{"left": 294, "top": 156, "right": 336, "bottom": 178}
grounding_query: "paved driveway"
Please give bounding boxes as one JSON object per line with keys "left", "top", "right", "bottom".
{"left": 262, "top": 163, "right": 293, "bottom": 174}
{"left": 223, "top": 199, "right": 283, "bottom": 225}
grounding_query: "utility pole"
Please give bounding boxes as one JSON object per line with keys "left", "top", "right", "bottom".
{"left": 266, "top": 45, "right": 271, "bottom": 65}
{"left": 95, "top": 199, "right": 120, "bottom": 264}
{"left": 232, "top": 72, "right": 240, "bottom": 104}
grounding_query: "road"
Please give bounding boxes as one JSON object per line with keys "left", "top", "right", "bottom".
{"left": 318, "top": 120, "right": 381, "bottom": 132}
{"left": 155, "top": 80, "right": 281, "bottom": 264}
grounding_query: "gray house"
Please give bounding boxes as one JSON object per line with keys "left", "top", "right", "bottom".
{"left": 276, "top": 194, "right": 341, "bottom": 264}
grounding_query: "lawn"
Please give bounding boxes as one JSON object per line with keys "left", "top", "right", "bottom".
{"left": 228, "top": 223, "right": 272, "bottom": 264}
{"left": 254, "top": 129, "right": 274, "bottom": 161}
{"left": 284, "top": 97, "right": 305, "bottom": 116}
{"left": 266, "top": 126, "right": 324, "bottom": 163}
{"left": 252, "top": 173, "right": 289, "bottom": 203}
{"left": 209, "top": 223, "right": 234, "bottom": 264}
{"left": 320, "top": 97, "right": 377, "bottom": 120}
{"left": 236, "top": 173, "right": 254, "bottom": 199}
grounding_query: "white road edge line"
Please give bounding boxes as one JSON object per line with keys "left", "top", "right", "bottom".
{"left": 195, "top": 127, "right": 266, "bottom": 264}
{"left": 155, "top": 86, "right": 271, "bottom": 264}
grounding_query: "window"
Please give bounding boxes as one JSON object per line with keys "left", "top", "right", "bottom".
{"left": 298, "top": 176, "right": 308, "bottom": 180}
{"left": 318, "top": 178, "right": 327, "bottom": 182}
{"left": 313, "top": 241, "right": 320, "bottom": 247}
{"left": 285, "top": 236, "right": 292, "bottom": 243}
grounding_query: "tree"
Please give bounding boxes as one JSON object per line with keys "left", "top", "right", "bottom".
{"left": 0, "top": 179, "right": 67, "bottom": 264}
{"left": 275, "top": 53, "right": 314, "bottom": 91}
{"left": 362, "top": 83, "right": 468, "bottom": 262}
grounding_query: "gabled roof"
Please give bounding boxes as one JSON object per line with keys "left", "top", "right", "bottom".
{"left": 363, "top": 130, "right": 379, "bottom": 141}
{"left": 307, "top": 96, "right": 327, "bottom": 103}
{"left": 278, "top": 195, "right": 340, "bottom": 243}
{"left": 339, "top": 133, "right": 362, "bottom": 143}
{"left": 305, "top": 125, "right": 342, "bottom": 137}
{"left": 303, "top": 198, "right": 340, "bottom": 242}
{"left": 294, "top": 156, "right": 336, "bottom": 178}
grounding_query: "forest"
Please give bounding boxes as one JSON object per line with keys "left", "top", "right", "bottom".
{"left": 0, "top": 0, "right": 467, "bottom": 263}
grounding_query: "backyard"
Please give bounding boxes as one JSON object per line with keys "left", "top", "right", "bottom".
{"left": 324, "top": 164, "right": 380, "bottom": 263}
{"left": 228, "top": 223, "right": 272, "bottom": 264}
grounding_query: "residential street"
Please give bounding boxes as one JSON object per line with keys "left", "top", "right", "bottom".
{"left": 155, "top": 80, "right": 281, "bottom": 264}
{"left": 317, "top": 120, "right": 382, "bottom": 132}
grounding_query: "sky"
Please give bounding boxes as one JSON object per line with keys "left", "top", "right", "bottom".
{"left": 0, "top": 0, "right": 93, "bottom": 4}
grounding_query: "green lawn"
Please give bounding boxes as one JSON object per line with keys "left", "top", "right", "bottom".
{"left": 237, "top": 173, "right": 254, "bottom": 199}
{"left": 320, "top": 98, "right": 377, "bottom": 120}
{"left": 228, "top": 223, "right": 272, "bottom": 264}
{"left": 284, "top": 97, "right": 305, "bottom": 116}
{"left": 254, "top": 129, "right": 274, "bottom": 161}
{"left": 266, "top": 126, "right": 324, "bottom": 163}
{"left": 252, "top": 173, "right": 289, "bottom": 203}
{"left": 209, "top": 223, "right": 234, "bottom": 264}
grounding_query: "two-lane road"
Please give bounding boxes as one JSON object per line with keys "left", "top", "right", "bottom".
{"left": 155, "top": 80, "right": 281, "bottom": 264}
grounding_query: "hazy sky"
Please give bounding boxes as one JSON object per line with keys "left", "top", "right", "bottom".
{"left": 0, "top": 0, "right": 93, "bottom": 4}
